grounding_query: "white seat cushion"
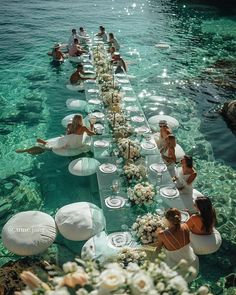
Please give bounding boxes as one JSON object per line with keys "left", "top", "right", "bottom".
{"left": 2, "top": 211, "right": 56, "bottom": 256}
{"left": 55, "top": 202, "right": 105, "bottom": 241}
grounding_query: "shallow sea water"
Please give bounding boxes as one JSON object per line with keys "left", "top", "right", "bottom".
{"left": 0, "top": 0, "right": 236, "bottom": 291}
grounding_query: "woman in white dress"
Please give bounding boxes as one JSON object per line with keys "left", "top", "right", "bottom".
{"left": 185, "top": 196, "right": 222, "bottom": 255}
{"left": 174, "top": 155, "right": 197, "bottom": 212}
{"left": 154, "top": 120, "right": 172, "bottom": 149}
{"left": 155, "top": 208, "right": 199, "bottom": 282}
{"left": 160, "top": 134, "right": 176, "bottom": 177}
{"left": 16, "top": 115, "right": 96, "bottom": 155}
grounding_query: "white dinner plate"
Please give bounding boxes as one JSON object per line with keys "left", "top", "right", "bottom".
{"left": 149, "top": 163, "right": 167, "bottom": 173}
{"left": 134, "top": 126, "right": 150, "bottom": 133}
{"left": 108, "top": 232, "right": 132, "bottom": 248}
{"left": 87, "top": 89, "right": 99, "bottom": 93}
{"left": 131, "top": 116, "right": 145, "bottom": 123}
{"left": 160, "top": 187, "right": 179, "bottom": 198}
{"left": 88, "top": 99, "right": 101, "bottom": 105}
{"left": 94, "top": 140, "right": 109, "bottom": 148}
{"left": 99, "top": 163, "right": 117, "bottom": 174}
{"left": 105, "top": 196, "right": 126, "bottom": 209}
{"left": 124, "top": 96, "right": 136, "bottom": 102}
{"left": 126, "top": 106, "right": 139, "bottom": 112}
{"left": 92, "top": 112, "right": 105, "bottom": 119}
{"left": 141, "top": 142, "right": 156, "bottom": 150}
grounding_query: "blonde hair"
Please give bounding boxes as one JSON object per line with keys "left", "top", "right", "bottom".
{"left": 70, "top": 115, "right": 83, "bottom": 134}
{"left": 166, "top": 134, "right": 176, "bottom": 148}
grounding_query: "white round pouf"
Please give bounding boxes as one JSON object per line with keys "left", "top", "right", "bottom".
{"left": 66, "top": 83, "right": 84, "bottom": 91}
{"left": 66, "top": 99, "right": 87, "bottom": 111}
{"left": 190, "top": 229, "right": 222, "bottom": 255}
{"left": 55, "top": 202, "right": 105, "bottom": 241}
{"left": 2, "top": 211, "right": 56, "bottom": 256}
{"left": 68, "top": 157, "right": 100, "bottom": 176}
{"left": 148, "top": 115, "right": 179, "bottom": 131}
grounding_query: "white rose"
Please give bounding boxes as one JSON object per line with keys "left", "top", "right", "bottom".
{"left": 62, "top": 262, "right": 79, "bottom": 273}
{"left": 99, "top": 268, "right": 126, "bottom": 292}
{"left": 46, "top": 287, "right": 70, "bottom": 295}
{"left": 168, "top": 275, "right": 188, "bottom": 292}
{"left": 130, "top": 272, "right": 154, "bottom": 294}
{"left": 197, "top": 286, "right": 209, "bottom": 295}
{"left": 76, "top": 289, "right": 89, "bottom": 295}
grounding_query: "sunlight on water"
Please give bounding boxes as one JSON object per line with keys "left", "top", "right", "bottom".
{"left": 0, "top": 0, "right": 236, "bottom": 290}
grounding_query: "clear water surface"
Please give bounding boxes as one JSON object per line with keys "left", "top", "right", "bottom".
{"left": 0, "top": 0, "right": 236, "bottom": 291}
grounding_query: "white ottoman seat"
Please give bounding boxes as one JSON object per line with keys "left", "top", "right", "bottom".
{"left": 2, "top": 211, "right": 56, "bottom": 256}
{"left": 55, "top": 202, "right": 105, "bottom": 241}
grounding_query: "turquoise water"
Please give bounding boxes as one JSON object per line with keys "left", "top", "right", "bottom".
{"left": 0, "top": 0, "right": 236, "bottom": 291}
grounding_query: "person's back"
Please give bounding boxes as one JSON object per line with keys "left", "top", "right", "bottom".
{"left": 68, "top": 29, "right": 80, "bottom": 49}
{"left": 158, "top": 223, "right": 190, "bottom": 251}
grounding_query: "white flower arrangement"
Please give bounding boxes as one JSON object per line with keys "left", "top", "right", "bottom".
{"left": 123, "top": 162, "right": 146, "bottom": 183}
{"left": 17, "top": 259, "right": 212, "bottom": 295}
{"left": 98, "top": 73, "right": 113, "bottom": 83}
{"left": 107, "top": 112, "right": 126, "bottom": 128}
{"left": 132, "top": 213, "right": 166, "bottom": 244}
{"left": 117, "top": 247, "right": 147, "bottom": 267}
{"left": 102, "top": 91, "right": 121, "bottom": 106}
{"left": 117, "top": 138, "right": 141, "bottom": 160}
{"left": 128, "top": 182, "right": 156, "bottom": 205}
{"left": 113, "top": 124, "right": 133, "bottom": 139}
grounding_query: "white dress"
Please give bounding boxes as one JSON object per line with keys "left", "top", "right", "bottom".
{"left": 176, "top": 167, "right": 196, "bottom": 212}
{"left": 163, "top": 229, "right": 199, "bottom": 283}
{"left": 45, "top": 134, "right": 91, "bottom": 156}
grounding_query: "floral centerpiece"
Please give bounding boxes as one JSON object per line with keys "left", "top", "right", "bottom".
{"left": 97, "top": 73, "right": 113, "bottom": 83}
{"left": 113, "top": 124, "right": 133, "bottom": 139}
{"left": 102, "top": 91, "right": 121, "bottom": 106}
{"left": 117, "top": 247, "right": 147, "bottom": 267}
{"left": 128, "top": 182, "right": 156, "bottom": 205}
{"left": 107, "top": 112, "right": 126, "bottom": 128}
{"left": 117, "top": 138, "right": 141, "bottom": 160}
{"left": 132, "top": 213, "right": 166, "bottom": 244}
{"left": 123, "top": 162, "right": 146, "bottom": 184}
{"left": 17, "top": 259, "right": 211, "bottom": 295}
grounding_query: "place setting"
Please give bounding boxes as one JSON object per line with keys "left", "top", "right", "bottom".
{"left": 99, "top": 163, "right": 117, "bottom": 174}
{"left": 93, "top": 139, "right": 110, "bottom": 148}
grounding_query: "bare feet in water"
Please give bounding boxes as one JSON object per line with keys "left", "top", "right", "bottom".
{"left": 16, "top": 147, "right": 46, "bottom": 155}
{"left": 37, "top": 138, "right": 47, "bottom": 145}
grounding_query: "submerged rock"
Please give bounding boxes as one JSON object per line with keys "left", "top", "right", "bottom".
{"left": 220, "top": 100, "right": 236, "bottom": 130}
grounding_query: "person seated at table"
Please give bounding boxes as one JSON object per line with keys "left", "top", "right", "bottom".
{"left": 78, "top": 27, "right": 89, "bottom": 43}
{"left": 160, "top": 134, "right": 176, "bottom": 177}
{"left": 70, "top": 64, "right": 95, "bottom": 85}
{"left": 154, "top": 120, "right": 172, "bottom": 149}
{"left": 108, "top": 33, "right": 120, "bottom": 51}
{"left": 112, "top": 52, "right": 127, "bottom": 73}
{"left": 96, "top": 26, "right": 108, "bottom": 42}
{"left": 51, "top": 44, "right": 64, "bottom": 61}
{"left": 174, "top": 155, "right": 197, "bottom": 212}
{"left": 68, "top": 28, "right": 80, "bottom": 50}
{"left": 16, "top": 115, "right": 96, "bottom": 155}
{"left": 109, "top": 46, "right": 116, "bottom": 59}
{"left": 155, "top": 208, "right": 199, "bottom": 282}
{"left": 185, "top": 196, "right": 222, "bottom": 255}
{"left": 69, "top": 38, "right": 87, "bottom": 57}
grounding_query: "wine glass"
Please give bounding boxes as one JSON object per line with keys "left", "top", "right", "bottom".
{"left": 111, "top": 179, "right": 120, "bottom": 195}
{"left": 90, "top": 116, "right": 97, "bottom": 125}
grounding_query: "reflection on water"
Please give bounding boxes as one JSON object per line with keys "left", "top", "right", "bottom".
{"left": 0, "top": 0, "right": 236, "bottom": 289}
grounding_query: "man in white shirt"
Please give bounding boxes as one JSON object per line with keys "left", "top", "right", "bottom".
{"left": 68, "top": 28, "right": 80, "bottom": 50}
